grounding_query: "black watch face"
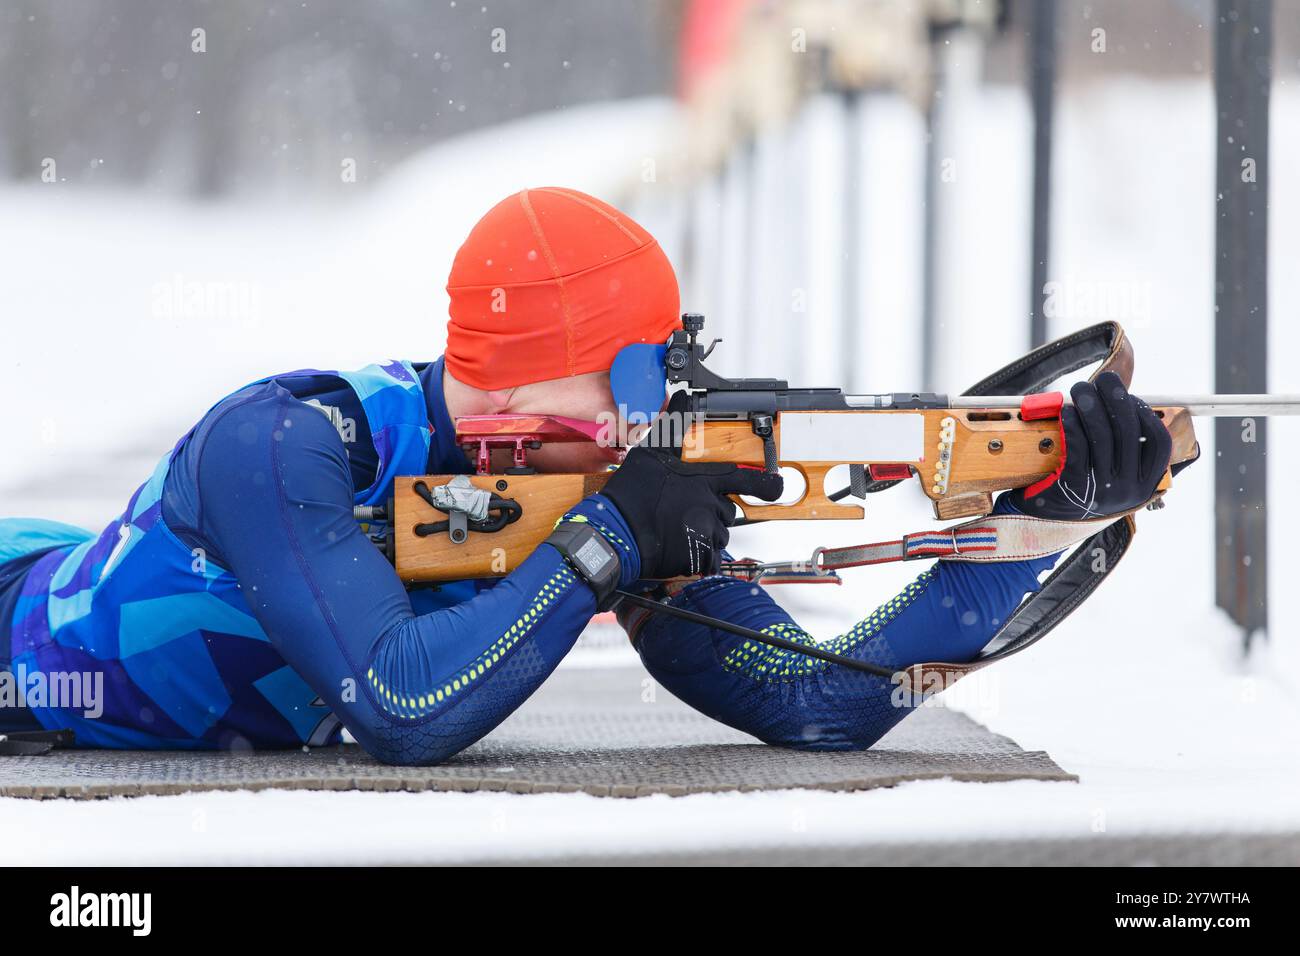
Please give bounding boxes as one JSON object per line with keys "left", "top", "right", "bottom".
{"left": 573, "top": 535, "right": 615, "bottom": 578}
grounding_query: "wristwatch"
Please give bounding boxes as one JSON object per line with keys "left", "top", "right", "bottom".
{"left": 544, "top": 521, "right": 621, "bottom": 610}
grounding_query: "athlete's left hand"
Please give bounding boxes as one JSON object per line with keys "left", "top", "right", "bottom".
{"left": 1007, "top": 372, "right": 1173, "bottom": 521}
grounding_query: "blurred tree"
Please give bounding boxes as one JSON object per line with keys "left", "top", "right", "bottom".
{"left": 0, "top": 0, "right": 679, "bottom": 195}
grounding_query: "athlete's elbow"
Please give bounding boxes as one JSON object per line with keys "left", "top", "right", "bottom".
{"left": 351, "top": 720, "right": 466, "bottom": 766}
{"left": 369, "top": 743, "right": 449, "bottom": 767}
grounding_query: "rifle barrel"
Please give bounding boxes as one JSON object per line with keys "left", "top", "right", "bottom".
{"left": 949, "top": 394, "right": 1300, "bottom": 417}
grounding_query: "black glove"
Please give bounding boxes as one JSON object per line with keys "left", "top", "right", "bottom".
{"left": 601, "top": 447, "right": 783, "bottom": 578}
{"left": 1007, "top": 371, "right": 1173, "bottom": 521}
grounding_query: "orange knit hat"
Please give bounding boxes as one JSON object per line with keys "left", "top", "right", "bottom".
{"left": 444, "top": 187, "right": 681, "bottom": 390}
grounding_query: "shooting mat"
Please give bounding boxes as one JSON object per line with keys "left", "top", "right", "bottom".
{"left": 0, "top": 666, "right": 1074, "bottom": 799}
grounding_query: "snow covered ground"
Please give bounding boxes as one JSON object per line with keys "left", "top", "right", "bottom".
{"left": 1, "top": 84, "right": 1298, "bottom": 865}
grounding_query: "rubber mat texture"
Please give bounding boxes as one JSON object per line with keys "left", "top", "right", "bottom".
{"left": 0, "top": 667, "right": 1075, "bottom": 799}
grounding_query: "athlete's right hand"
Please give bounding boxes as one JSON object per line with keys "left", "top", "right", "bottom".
{"left": 601, "top": 447, "right": 783, "bottom": 579}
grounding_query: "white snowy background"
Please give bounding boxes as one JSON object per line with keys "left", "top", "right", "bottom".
{"left": 2, "top": 61, "right": 1299, "bottom": 860}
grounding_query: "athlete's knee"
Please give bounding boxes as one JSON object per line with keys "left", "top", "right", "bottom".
{"left": 756, "top": 696, "right": 912, "bottom": 752}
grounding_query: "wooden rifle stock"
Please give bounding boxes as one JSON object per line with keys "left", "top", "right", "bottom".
{"left": 386, "top": 316, "right": 1294, "bottom": 584}
{"left": 391, "top": 403, "right": 1201, "bottom": 583}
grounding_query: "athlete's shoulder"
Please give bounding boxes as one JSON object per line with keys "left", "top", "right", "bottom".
{"left": 196, "top": 379, "right": 351, "bottom": 468}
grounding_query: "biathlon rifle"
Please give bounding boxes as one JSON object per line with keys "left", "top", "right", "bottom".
{"left": 372, "top": 315, "right": 1298, "bottom": 690}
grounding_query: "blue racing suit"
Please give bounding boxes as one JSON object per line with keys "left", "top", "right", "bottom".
{"left": 0, "top": 357, "right": 1056, "bottom": 762}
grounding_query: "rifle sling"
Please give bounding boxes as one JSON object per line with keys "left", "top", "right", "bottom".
{"left": 962, "top": 319, "right": 1133, "bottom": 397}
{"left": 627, "top": 515, "right": 1138, "bottom": 692}
{"left": 892, "top": 322, "right": 1137, "bottom": 685}
{"left": 898, "top": 515, "right": 1136, "bottom": 693}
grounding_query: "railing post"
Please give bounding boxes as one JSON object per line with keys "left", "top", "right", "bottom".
{"left": 1028, "top": 0, "right": 1057, "bottom": 349}
{"left": 1213, "top": 0, "right": 1272, "bottom": 646}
